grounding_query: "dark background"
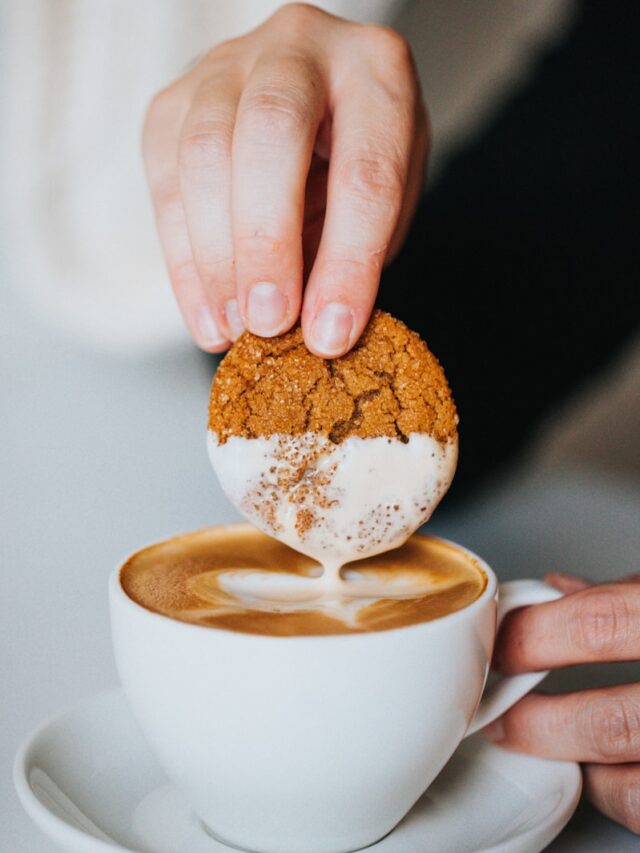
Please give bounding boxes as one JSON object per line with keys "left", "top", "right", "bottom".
{"left": 380, "top": 0, "right": 640, "bottom": 503}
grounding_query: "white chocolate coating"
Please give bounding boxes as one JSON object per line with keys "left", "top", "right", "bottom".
{"left": 208, "top": 431, "right": 457, "bottom": 589}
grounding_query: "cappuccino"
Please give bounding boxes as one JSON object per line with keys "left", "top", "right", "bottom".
{"left": 121, "top": 524, "right": 486, "bottom": 636}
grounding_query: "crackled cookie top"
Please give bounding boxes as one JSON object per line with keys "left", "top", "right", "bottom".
{"left": 208, "top": 310, "right": 457, "bottom": 444}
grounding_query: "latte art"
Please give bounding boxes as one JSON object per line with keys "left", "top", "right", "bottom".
{"left": 121, "top": 524, "right": 486, "bottom": 636}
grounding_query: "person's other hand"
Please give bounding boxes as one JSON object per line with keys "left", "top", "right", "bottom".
{"left": 143, "top": 3, "right": 427, "bottom": 354}
{"left": 487, "top": 572, "right": 640, "bottom": 834}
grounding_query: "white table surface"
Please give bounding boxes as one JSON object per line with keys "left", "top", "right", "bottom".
{"left": 2, "top": 282, "right": 640, "bottom": 852}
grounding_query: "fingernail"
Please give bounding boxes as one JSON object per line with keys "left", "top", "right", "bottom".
{"left": 246, "top": 282, "right": 288, "bottom": 336}
{"left": 309, "top": 302, "right": 354, "bottom": 355}
{"left": 196, "top": 305, "right": 226, "bottom": 349}
{"left": 224, "top": 299, "right": 245, "bottom": 340}
{"left": 544, "top": 572, "right": 591, "bottom": 592}
{"left": 483, "top": 719, "right": 505, "bottom": 742}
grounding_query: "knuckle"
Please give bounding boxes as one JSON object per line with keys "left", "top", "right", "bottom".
{"left": 360, "top": 27, "right": 418, "bottom": 106}
{"left": 338, "top": 152, "right": 404, "bottom": 206}
{"left": 144, "top": 85, "right": 180, "bottom": 135}
{"left": 153, "top": 190, "right": 183, "bottom": 223}
{"left": 582, "top": 696, "right": 640, "bottom": 760}
{"left": 196, "top": 253, "right": 236, "bottom": 286}
{"left": 149, "top": 183, "right": 184, "bottom": 218}
{"left": 571, "top": 590, "right": 631, "bottom": 656}
{"left": 206, "top": 38, "right": 239, "bottom": 64}
{"left": 242, "top": 88, "right": 312, "bottom": 137}
{"left": 146, "top": 87, "right": 175, "bottom": 121}
{"left": 362, "top": 25, "right": 413, "bottom": 67}
{"left": 179, "top": 118, "right": 233, "bottom": 170}
{"left": 271, "top": 3, "right": 324, "bottom": 31}
{"left": 169, "top": 258, "right": 200, "bottom": 293}
{"left": 319, "top": 252, "right": 384, "bottom": 282}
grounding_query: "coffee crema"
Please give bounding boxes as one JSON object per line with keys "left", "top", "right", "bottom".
{"left": 121, "top": 524, "right": 486, "bottom": 637}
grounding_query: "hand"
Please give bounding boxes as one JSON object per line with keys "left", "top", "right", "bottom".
{"left": 143, "top": 3, "right": 427, "bottom": 355}
{"left": 486, "top": 572, "right": 640, "bottom": 834}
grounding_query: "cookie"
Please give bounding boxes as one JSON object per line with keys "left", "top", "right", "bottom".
{"left": 207, "top": 310, "right": 458, "bottom": 571}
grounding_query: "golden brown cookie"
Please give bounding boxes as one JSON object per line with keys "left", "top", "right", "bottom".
{"left": 209, "top": 310, "right": 458, "bottom": 444}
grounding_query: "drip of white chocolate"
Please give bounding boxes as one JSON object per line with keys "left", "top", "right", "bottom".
{"left": 183, "top": 559, "right": 465, "bottom": 629}
{"left": 208, "top": 431, "right": 457, "bottom": 592}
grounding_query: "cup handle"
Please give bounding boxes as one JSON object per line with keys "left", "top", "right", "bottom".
{"left": 465, "top": 579, "right": 563, "bottom": 736}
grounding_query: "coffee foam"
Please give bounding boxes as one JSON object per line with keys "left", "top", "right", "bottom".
{"left": 120, "top": 525, "right": 487, "bottom": 636}
{"left": 207, "top": 431, "right": 457, "bottom": 589}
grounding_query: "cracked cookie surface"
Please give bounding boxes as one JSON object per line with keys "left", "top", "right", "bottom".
{"left": 208, "top": 310, "right": 457, "bottom": 444}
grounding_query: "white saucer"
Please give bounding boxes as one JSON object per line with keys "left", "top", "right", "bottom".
{"left": 15, "top": 689, "right": 581, "bottom": 853}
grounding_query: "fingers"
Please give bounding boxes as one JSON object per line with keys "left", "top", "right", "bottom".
{"left": 232, "top": 52, "right": 325, "bottom": 337}
{"left": 494, "top": 583, "right": 640, "bottom": 674}
{"left": 544, "top": 572, "right": 640, "bottom": 594}
{"left": 301, "top": 29, "right": 418, "bottom": 357}
{"left": 486, "top": 690, "right": 640, "bottom": 833}
{"left": 544, "top": 572, "right": 592, "bottom": 594}
{"left": 144, "top": 85, "right": 230, "bottom": 352}
{"left": 484, "top": 684, "right": 640, "bottom": 764}
{"left": 584, "top": 764, "right": 640, "bottom": 835}
{"left": 145, "top": 8, "right": 425, "bottom": 353}
{"left": 178, "top": 70, "right": 244, "bottom": 342}
{"left": 488, "top": 573, "right": 640, "bottom": 837}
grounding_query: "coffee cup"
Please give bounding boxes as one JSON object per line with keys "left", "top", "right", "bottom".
{"left": 109, "top": 532, "right": 560, "bottom": 853}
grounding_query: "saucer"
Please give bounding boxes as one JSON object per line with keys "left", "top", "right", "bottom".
{"left": 15, "top": 689, "right": 581, "bottom": 853}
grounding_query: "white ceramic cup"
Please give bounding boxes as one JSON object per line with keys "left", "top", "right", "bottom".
{"left": 109, "top": 528, "right": 561, "bottom": 853}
